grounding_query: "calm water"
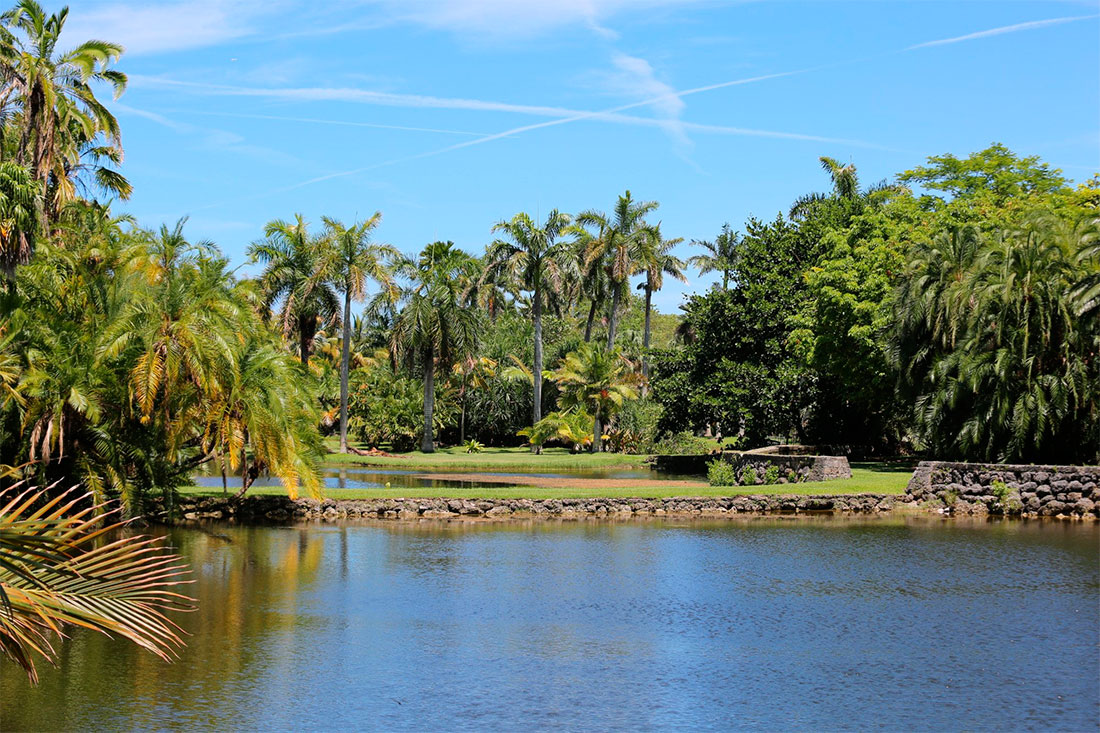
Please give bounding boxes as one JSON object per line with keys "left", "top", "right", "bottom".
{"left": 2, "top": 517, "right": 1098, "bottom": 731}
{"left": 192, "top": 464, "right": 691, "bottom": 491}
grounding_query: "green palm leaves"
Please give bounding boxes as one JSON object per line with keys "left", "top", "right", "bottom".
{"left": 0, "top": 485, "right": 193, "bottom": 684}
{"left": 485, "top": 210, "right": 575, "bottom": 427}
{"left": 688, "top": 223, "right": 740, "bottom": 290}
{"left": 390, "top": 241, "right": 481, "bottom": 452}
{"left": 892, "top": 215, "right": 1099, "bottom": 462}
{"left": 0, "top": 0, "right": 128, "bottom": 220}
{"left": 551, "top": 342, "right": 638, "bottom": 453}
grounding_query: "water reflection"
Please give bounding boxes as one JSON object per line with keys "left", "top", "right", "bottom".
{"left": 2, "top": 516, "right": 1097, "bottom": 731}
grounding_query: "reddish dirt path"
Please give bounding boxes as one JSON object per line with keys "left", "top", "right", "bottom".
{"left": 416, "top": 472, "right": 709, "bottom": 490}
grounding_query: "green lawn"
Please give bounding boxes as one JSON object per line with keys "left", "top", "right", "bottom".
{"left": 323, "top": 443, "right": 650, "bottom": 470}
{"left": 181, "top": 462, "right": 911, "bottom": 501}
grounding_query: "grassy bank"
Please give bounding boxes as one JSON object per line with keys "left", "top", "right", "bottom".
{"left": 324, "top": 443, "right": 650, "bottom": 470}
{"left": 182, "top": 463, "right": 911, "bottom": 501}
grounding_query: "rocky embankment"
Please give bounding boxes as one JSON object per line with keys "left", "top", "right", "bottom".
{"left": 905, "top": 461, "right": 1100, "bottom": 517}
{"left": 176, "top": 493, "right": 899, "bottom": 522}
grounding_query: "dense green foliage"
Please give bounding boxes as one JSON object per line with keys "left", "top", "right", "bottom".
{"left": 652, "top": 146, "right": 1099, "bottom": 463}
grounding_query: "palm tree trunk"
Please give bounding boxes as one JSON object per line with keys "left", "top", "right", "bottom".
{"left": 606, "top": 288, "right": 621, "bottom": 350}
{"left": 583, "top": 298, "right": 598, "bottom": 342}
{"left": 422, "top": 349, "right": 435, "bottom": 453}
{"left": 532, "top": 281, "right": 543, "bottom": 435}
{"left": 592, "top": 410, "right": 603, "bottom": 453}
{"left": 642, "top": 279, "right": 653, "bottom": 384}
{"left": 298, "top": 316, "right": 312, "bottom": 366}
{"left": 459, "top": 371, "right": 468, "bottom": 444}
{"left": 339, "top": 286, "right": 352, "bottom": 453}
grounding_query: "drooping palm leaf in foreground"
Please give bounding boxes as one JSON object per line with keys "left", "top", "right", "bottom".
{"left": 0, "top": 485, "right": 194, "bottom": 684}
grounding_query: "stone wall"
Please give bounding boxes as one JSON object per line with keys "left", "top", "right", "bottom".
{"left": 905, "top": 461, "right": 1100, "bottom": 517}
{"left": 651, "top": 451, "right": 852, "bottom": 484}
{"left": 175, "top": 492, "right": 896, "bottom": 523}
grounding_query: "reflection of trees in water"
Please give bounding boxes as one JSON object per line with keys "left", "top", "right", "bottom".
{"left": 0, "top": 524, "right": 329, "bottom": 730}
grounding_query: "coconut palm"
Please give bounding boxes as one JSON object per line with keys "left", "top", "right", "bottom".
{"left": 0, "top": 1, "right": 126, "bottom": 213}
{"left": 0, "top": 485, "right": 193, "bottom": 684}
{"left": 484, "top": 210, "right": 574, "bottom": 427}
{"left": 321, "top": 214, "right": 399, "bottom": 454}
{"left": 249, "top": 215, "right": 339, "bottom": 365}
{"left": 569, "top": 224, "right": 610, "bottom": 342}
{"left": 636, "top": 223, "right": 685, "bottom": 380}
{"left": 390, "top": 241, "right": 480, "bottom": 452}
{"left": 576, "top": 191, "right": 658, "bottom": 349}
{"left": 551, "top": 342, "right": 638, "bottom": 453}
{"left": 687, "top": 223, "right": 740, "bottom": 290}
{"left": 789, "top": 156, "right": 904, "bottom": 222}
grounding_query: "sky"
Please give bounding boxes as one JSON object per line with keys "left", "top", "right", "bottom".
{"left": 65, "top": 0, "right": 1100, "bottom": 313}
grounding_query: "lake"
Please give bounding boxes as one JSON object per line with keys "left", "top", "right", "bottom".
{"left": 2, "top": 516, "right": 1098, "bottom": 731}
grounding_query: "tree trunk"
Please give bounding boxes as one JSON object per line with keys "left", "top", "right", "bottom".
{"left": 642, "top": 279, "right": 653, "bottom": 385}
{"left": 339, "top": 286, "right": 352, "bottom": 453}
{"left": 583, "top": 298, "right": 598, "bottom": 342}
{"left": 606, "top": 288, "right": 621, "bottom": 350}
{"left": 459, "top": 371, "right": 468, "bottom": 444}
{"left": 532, "top": 281, "right": 543, "bottom": 439}
{"left": 592, "top": 411, "right": 603, "bottom": 453}
{"left": 298, "top": 316, "right": 312, "bottom": 366}
{"left": 421, "top": 349, "right": 435, "bottom": 453}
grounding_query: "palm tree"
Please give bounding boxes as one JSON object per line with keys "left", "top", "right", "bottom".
{"left": 0, "top": 1, "right": 126, "bottom": 215}
{"left": 688, "top": 223, "right": 740, "bottom": 289}
{"left": 789, "top": 156, "right": 904, "bottom": 222}
{"left": 569, "top": 225, "right": 610, "bottom": 342}
{"left": 576, "top": 190, "right": 658, "bottom": 349}
{"left": 484, "top": 210, "right": 574, "bottom": 427}
{"left": 0, "top": 485, "right": 193, "bottom": 684}
{"left": 551, "top": 342, "right": 638, "bottom": 453}
{"left": 390, "top": 241, "right": 480, "bottom": 452}
{"left": 0, "top": 160, "right": 40, "bottom": 285}
{"left": 321, "top": 214, "right": 399, "bottom": 454}
{"left": 249, "top": 215, "right": 339, "bottom": 365}
{"left": 637, "top": 223, "right": 685, "bottom": 380}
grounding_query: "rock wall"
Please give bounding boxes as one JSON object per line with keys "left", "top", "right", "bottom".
{"left": 651, "top": 451, "right": 851, "bottom": 484}
{"left": 176, "top": 493, "right": 896, "bottom": 522}
{"left": 905, "top": 461, "right": 1100, "bottom": 517}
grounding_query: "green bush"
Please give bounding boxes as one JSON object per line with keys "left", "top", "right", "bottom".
{"left": 653, "top": 430, "right": 719, "bottom": 455}
{"left": 786, "top": 469, "right": 798, "bottom": 483}
{"left": 707, "top": 459, "right": 739, "bottom": 487}
{"left": 764, "top": 465, "right": 780, "bottom": 485}
{"left": 464, "top": 439, "right": 484, "bottom": 454}
{"left": 740, "top": 465, "right": 758, "bottom": 486}
{"left": 991, "top": 479, "right": 1009, "bottom": 501}
{"left": 614, "top": 399, "right": 664, "bottom": 453}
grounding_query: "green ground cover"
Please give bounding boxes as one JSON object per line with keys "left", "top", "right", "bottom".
{"left": 182, "top": 462, "right": 911, "bottom": 501}
{"left": 324, "top": 443, "right": 650, "bottom": 470}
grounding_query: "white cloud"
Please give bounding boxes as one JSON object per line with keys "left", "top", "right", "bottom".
{"left": 602, "top": 53, "right": 689, "bottom": 148}
{"left": 907, "top": 13, "right": 1099, "bottom": 50}
{"left": 61, "top": 0, "right": 278, "bottom": 55}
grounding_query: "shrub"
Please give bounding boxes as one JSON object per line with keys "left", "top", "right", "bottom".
{"left": 764, "top": 465, "right": 780, "bottom": 485}
{"left": 991, "top": 479, "right": 1009, "bottom": 501}
{"left": 653, "top": 430, "right": 718, "bottom": 455}
{"left": 707, "top": 459, "right": 738, "bottom": 487}
{"left": 464, "top": 439, "right": 484, "bottom": 454}
{"left": 740, "top": 464, "right": 758, "bottom": 486}
{"left": 786, "top": 469, "right": 798, "bottom": 483}
{"left": 614, "top": 399, "right": 664, "bottom": 453}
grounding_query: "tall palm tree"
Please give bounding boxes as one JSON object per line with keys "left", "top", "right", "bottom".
{"left": 790, "top": 156, "right": 905, "bottom": 222}
{"left": 249, "top": 215, "right": 339, "bottom": 365}
{"left": 688, "top": 223, "right": 740, "bottom": 289}
{"left": 484, "top": 209, "right": 574, "bottom": 427}
{"left": 637, "top": 224, "right": 685, "bottom": 380}
{"left": 551, "top": 342, "right": 638, "bottom": 453}
{"left": 569, "top": 224, "right": 610, "bottom": 342}
{"left": 576, "top": 190, "right": 658, "bottom": 349}
{"left": 390, "top": 241, "right": 480, "bottom": 452}
{"left": 0, "top": 485, "right": 193, "bottom": 684}
{"left": 0, "top": 1, "right": 126, "bottom": 215}
{"left": 321, "top": 214, "right": 399, "bottom": 454}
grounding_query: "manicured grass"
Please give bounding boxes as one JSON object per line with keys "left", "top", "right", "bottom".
{"left": 180, "top": 463, "right": 911, "bottom": 501}
{"left": 323, "top": 443, "right": 650, "bottom": 470}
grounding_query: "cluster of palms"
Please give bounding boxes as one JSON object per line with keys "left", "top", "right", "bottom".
{"left": 254, "top": 190, "right": 700, "bottom": 455}
{"left": 892, "top": 215, "right": 1099, "bottom": 462}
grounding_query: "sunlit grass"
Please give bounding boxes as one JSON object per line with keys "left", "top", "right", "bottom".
{"left": 181, "top": 464, "right": 911, "bottom": 501}
{"left": 323, "top": 442, "right": 650, "bottom": 470}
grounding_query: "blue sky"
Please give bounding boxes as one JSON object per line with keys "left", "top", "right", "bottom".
{"left": 68, "top": 0, "right": 1100, "bottom": 312}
